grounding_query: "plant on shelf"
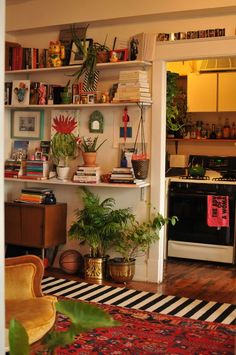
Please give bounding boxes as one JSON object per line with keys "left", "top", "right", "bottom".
{"left": 71, "top": 25, "right": 110, "bottom": 89}
{"left": 68, "top": 187, "right": 133, "bottom": 281}
{"left": 166, "top": 71, "right": 187, "bottom": 137}
{"left": 78, "top": 136, "right": 107, "bottom": 167}
{"left": 51, "top": 113, "right": 78, "bottom": 179}
{"left": 8, "top": 300, "right": 119, "bottom": 355}
{"left": 108, "top": 208, "right": 178, "bottom": 283}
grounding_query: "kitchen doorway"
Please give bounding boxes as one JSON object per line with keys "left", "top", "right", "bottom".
{"left": 148, "top": 37, "right": 236, "bottom": 283}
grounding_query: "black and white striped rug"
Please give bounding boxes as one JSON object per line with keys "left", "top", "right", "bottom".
{"left": 42, "top": 276, "right": 236, "bottom": 325}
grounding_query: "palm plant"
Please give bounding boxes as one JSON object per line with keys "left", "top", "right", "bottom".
{"left": 68, "top": 187, "right": 133, "bottom": 258}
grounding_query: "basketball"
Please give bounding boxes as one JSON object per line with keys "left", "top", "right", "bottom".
{"left": 59, "top": 249, "right": 83, "bottom": 274}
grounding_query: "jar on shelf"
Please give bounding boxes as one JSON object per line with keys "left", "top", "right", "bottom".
{"left": 222, "top": 118, "right": 231, "bottom": 139}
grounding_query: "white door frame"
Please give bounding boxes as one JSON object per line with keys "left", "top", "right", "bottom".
{"left": 148, "top": 37, "right": 236, "bottom": 283}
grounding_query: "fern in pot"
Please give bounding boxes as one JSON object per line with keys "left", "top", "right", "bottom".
{"left": 68, "top": 187, "right": 133, "bottom": 281}
{"left": 51, "top": 113, "right": 78, "bottom": 180}
{"left": 108, "top": 210, "right": 178, "bottom": 283}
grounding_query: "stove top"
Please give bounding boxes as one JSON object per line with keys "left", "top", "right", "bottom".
{"left": 180, "top": 175, "right": 210, "bottom": 180}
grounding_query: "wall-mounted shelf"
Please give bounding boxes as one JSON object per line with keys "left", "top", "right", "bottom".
{"left": 5, "top": 102, "right": 151, "bottom": 109}
{"left": 5, "top": 177, "right": 150, "bottom": 189}
{"left": 5, "top": 60, "right": 152, "bottom": 75}
{"left": 167, "top": 138, "right": 236, "bottom": 153}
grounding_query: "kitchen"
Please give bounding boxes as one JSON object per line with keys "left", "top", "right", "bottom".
{"left": 165, "top": 57, "right": 236, "bottom": 266}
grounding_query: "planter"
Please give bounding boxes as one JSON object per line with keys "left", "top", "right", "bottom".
{"left": 132, "top": 159, "right": 149, "bottom": 180}
{"left": 82, "top": 152, "right": 97, "bottom": 167}
{"left": 84, "top": 255, "right": 108, "bottom": 281}
{"left": 56, "top": 166, "right": 70, "bottom": 180}
{"left": 108, "top": 258, "right": 136, "bottom": 283}
{"left": 96, "top": 51, "right": 110, "bottom": 63}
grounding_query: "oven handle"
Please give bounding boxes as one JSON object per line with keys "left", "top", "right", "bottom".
{"left": 169, "top": 192, "right": 230, "bottom": 198}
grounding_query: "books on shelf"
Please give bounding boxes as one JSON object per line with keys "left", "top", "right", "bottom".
{"left": 129, "top": 32, "right": 156, "bottom": 61}
{"left": 4, "top": 160, "right": 24, "bottom": 178}
{"left": 73, "top": 166, "right": 101, "bottom": 183}
{"left": 112, "top": 69, "right": 151, "bottom": 103}
{"left": 110, "top": 167, "right": 135, "bottom": 184}
{"left": 22, "top": 160, "right": 50, "bottom": 179}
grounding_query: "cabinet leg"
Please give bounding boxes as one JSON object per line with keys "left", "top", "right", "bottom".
{"left": 41, "top": 248, "right": 45, "bottom": 260}
{"left": 50, "top": 246, "right": 59, "bottom": 266}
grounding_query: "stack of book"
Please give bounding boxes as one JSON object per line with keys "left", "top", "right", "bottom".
{"left": 19, "top": 160, "right": 49, "bottom": 180}
{"left": 129, "top": 32, "right": 156, "bottom": 61}
{"left": 112, "top": 70, "right": 151, "bottom": 103}
{"left": 4, "top": 160, "right": 25, "bottom": 178}
{"left": 17, "top": 187, "right": 53, "bottom": 204}
{"left": 110, "top": 167, "right": 135, "bottom": 184}
{"left": 73, "top": 166, "right": 101, "bottom": 184}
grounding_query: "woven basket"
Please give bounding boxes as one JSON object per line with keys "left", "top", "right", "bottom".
{"left": 132, "top": 159, "right": 149, "bottom": 180}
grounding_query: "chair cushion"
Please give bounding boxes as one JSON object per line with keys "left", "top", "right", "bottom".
{"left": 6, "top": 297, "right": 57, "bottom": 344}
{"left": 5, "top": 263, "right": 37, "bottom": 300}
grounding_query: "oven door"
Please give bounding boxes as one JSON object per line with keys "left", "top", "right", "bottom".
{"left": 167, "top": 187, "right": 235, "bottom": 263}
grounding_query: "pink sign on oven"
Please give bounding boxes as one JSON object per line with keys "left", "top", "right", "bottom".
{"left": 207, "top": 195, "right": 229, "bottom": 227}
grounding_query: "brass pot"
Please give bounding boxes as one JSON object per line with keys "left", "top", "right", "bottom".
{"left": 84, "top": 255, "right": 108, "bottom": 282}
{"left": 108, "top": 258, "right": 135, "bottom": 283}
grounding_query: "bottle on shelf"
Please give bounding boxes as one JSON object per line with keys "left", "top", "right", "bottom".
{"left": 216, "top": 116, "right": 223, "bottom": 139}
{"left": 222, "top": 117, "right": 231, "bottom": 139}
{"left": 230, "top": 122, "right": 236, "bottom": 139}
{"left": 205, "top": 123, "right": 210, "bottom": 139}
{"left": 209, "top": 123, "right": 217, "bottom": 139}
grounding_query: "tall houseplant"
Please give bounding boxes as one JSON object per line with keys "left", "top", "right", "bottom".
{"left": 108, "top": 210, "right": 178, "bottom": 283}
{"left": 166, "top": 71, "right": 187, "bottom": 137}
{"left": 51, "top": 113, "right": 78, "bottom": 179}
{"left": 71, "top": 25, "right": 110, "bottom": 90}
{"left": 68, "top": 187, "right": 133, "bottom": 280}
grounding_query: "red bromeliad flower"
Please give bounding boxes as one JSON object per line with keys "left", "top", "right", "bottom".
{"left": 52, "top": 115, "right": 77, "bottom": 134}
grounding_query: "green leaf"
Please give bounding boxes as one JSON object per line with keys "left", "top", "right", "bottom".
{"left": 9, "top": 319, "right": 29, "bottom": 355}
{"left": 56, "top": 300, "right": 120, "bottom": 331}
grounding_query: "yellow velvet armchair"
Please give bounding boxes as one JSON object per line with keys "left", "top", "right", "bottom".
{"left": 5, "top": 254, "right": 57, "bottom": 346}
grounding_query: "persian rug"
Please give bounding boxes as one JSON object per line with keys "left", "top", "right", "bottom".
{"left": 32, "top": 300, "right": 235, "bottom": 354}
{"left": 42, "top": 276, "right": 236, "bottom": 325}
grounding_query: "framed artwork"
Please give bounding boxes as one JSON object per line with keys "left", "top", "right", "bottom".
{"left": 12, "top": 80, "right": 30, "bottom": 106}
{"left": 11, "top": 110, "right": 44, "bottom": 139}
{"left": 51, "top": 110, "right": 79, "bottom": 138}
{"left": 89, "top": 110, "right": 104, "bottom": 133}
{"left": 109, "top": 48, "right": 128, "bottom": 62}
{"left": 69, "top": 39, "right": 93, "bottom": 65}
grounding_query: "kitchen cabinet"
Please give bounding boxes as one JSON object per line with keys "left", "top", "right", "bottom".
{"left": 5, "top": 202, "right": 67, "bottom": 258}
{"left": 218, "top": 72, "right": 236, "bottom": 111}
{"left": 187, "top": 73, "right": 217, "bottom": 112}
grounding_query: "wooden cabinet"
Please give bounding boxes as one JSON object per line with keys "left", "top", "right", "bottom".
{"left": 218, "top": 72, "right": 236, "bottom": 111}
{"left": 187, "top": 73, "right": 217, "bottom": 112}
{"left": 5, "top": 202, "right": 67, "bottom": 249}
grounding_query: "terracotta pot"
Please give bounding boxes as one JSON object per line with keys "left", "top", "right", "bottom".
{"left": 82, "top": 152, "right": 97, "bottom": 167}
{"left": 96, "top": 51, "right": 109, "bottom": 63}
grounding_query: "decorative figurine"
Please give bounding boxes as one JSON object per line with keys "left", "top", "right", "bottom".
{"left": 130, "top": 37, "right": 139, "bottom": 60}
{"left": 47, "top": 41, "right": 65, "bottom": 67}
{"left": 110, "top": 51, "right": 118, "bottom": 62}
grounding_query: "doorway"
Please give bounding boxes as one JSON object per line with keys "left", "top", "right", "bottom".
{"left": 148, "top": 37, "right": 236, "bottom": 283}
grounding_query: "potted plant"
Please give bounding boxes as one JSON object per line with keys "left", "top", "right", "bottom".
{"left": 78, "top": 135, "right": 107, "bottom": 166}
{"left": 108, "top": 210, "right": 178, "bottom": 283}
{"left": 51, "top": 113, "right": 78, "bottom": 180}
{"left": 71, "top": 25, "right": 110, "bottom": 90}
{"left": 68, "top": 187, "right": 133, "bottom": 281}
{"left": 166, "top": 71, "right": 187, "bottom": 137}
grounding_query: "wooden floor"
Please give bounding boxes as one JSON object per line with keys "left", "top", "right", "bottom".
{"left": 45, "top": 258, "right": 236, "bottom": 304}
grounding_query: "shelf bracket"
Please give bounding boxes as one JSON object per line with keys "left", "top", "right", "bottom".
{"left": 140, "top": 186, "right": 146, "bottom": 201}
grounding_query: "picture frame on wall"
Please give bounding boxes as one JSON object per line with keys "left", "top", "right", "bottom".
{"left": 69, "top": 39, "right": 93, "bottom": 65}
{"left": 11, "top": 110, "right": 44, "bottom": 139}
{"left": 11, "top": 80, "right": 30, "bottom": 106}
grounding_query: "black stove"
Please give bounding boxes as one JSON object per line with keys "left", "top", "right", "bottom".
{"left": 180, "top": 175, "right": 210, "bottom": 180}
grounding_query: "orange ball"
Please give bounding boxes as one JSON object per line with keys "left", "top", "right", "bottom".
{"left": 59, "top": 249, "right": 83, "bottom": 275}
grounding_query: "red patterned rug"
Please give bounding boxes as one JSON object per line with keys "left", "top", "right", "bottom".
{"left": 33, "top": 301, "right": 235, "bottom": 354}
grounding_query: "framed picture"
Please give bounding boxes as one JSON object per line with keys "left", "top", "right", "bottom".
{"left": 69, "top": 39, "right": 93, "bottom": 65}
{"left": 109, "top": 48, "right": 128, "bottom": 62}
{"left": 89, "top": 110, "right": 104, "bottom": 133}
{"left": 11, "top": 110, "right": 44, "bottom": 139}
{"left": 12, "top": 80, "right": 30, "bottom": 106}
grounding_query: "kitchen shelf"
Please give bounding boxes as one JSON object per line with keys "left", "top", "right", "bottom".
{"left": 5, "top": 177, "right": 150, "bottom": 189}
{"left": 167, "top": 138, "right": 236, "bottom": 153}
{"left": 5, "top": 60, "right": 152, "bottom": 75}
